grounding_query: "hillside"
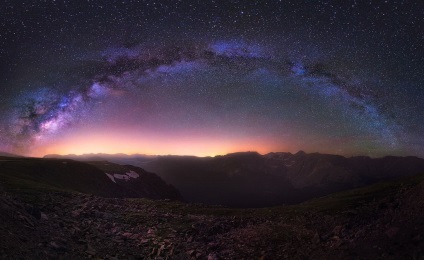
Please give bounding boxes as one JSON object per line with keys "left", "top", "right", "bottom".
{"left": 0, "top": 156, "right": 180, "bottom": 200}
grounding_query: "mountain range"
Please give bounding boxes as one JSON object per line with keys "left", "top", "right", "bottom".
{"left": 45, "top": 151, "right": 424, "bottom": 207}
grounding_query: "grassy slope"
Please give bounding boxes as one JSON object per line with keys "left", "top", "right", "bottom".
{"left": 298, "top": 172, "right": 424, "bottom": 213}
{"left": 115, "top": 171, "right": 424, "bottom": 228}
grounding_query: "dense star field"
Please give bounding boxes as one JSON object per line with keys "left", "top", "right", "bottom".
{"left": 0, "top": 0, "right": 422, "bottom": 157}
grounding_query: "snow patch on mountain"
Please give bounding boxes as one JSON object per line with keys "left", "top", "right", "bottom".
{"left": 105, "top": 173, "right": 116, "bottom": 183}
{"left": 125, "top": 170, "right": 139, "bottom": 178}
{"left": 104, "top": 170, "right": 140, "bottom": 183}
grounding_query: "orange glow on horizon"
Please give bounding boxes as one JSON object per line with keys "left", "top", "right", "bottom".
{"left": 32, "top": 131, "right": 286, "bottom": 157}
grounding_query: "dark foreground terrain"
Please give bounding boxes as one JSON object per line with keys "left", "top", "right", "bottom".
{"left": 1, "top": 157, "right": 424, "bottom": 259}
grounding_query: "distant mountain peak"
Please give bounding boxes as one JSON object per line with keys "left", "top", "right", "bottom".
{"left": 0, "top": 152, "right": 24, "bottom": 158}
{"left": 295, "top": 150, "right": 306, "bottom": 156}
{"left": 224, "top": 151, "right": 261, "bottom": 157}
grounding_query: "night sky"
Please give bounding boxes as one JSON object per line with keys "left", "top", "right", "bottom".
{"left": 0, "top": 0, "right": 423, "bottom": 157}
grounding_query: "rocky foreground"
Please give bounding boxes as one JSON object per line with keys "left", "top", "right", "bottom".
{"left": 1, "top": 174, "right": 424, "bottom": 259}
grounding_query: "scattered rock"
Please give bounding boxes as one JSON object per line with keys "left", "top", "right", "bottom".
{"left": 332, "top": 225, "right": 343, "bottom": 236}
{"left": 49, "top": 241, "right": 60, "bottom": 249}
{"left": 26, "top": 206, "right": 41, "bottom": 220}
{"left": 157, "top": 244, "right": 165, "bottom": 256}
{"left": 385, "top": 227, "right": 399, "bottom": 239}
{"left": 40, "top": 212, "right": 49, "bottom": 221}
{"left": 122, "top": 232, "right": 133, "bottom": 238}
{"left": 86, "top": 245, "right": 96, "bottom": 256}
{"left": 312, "top": 232, "right": 321, "bottom": 244}
{"left": 71, "top": 210, "right": 81, "bottom": 218}
{"left": 187, "top": 249, "right": 196, "bottom": 257}
{"left": 49, "top": 241, "right": 66, "bottom": 251}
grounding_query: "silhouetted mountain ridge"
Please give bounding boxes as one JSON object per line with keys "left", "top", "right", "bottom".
{"left": 0, "top": 152, "right": 24, "bottom": 157}
{"left": 44, "top": 151, "right": 424, "bottom": 207}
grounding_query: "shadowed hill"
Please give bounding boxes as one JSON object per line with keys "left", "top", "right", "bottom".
{"left": 0, "top": 157, "right": 181, "bottom": 200}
